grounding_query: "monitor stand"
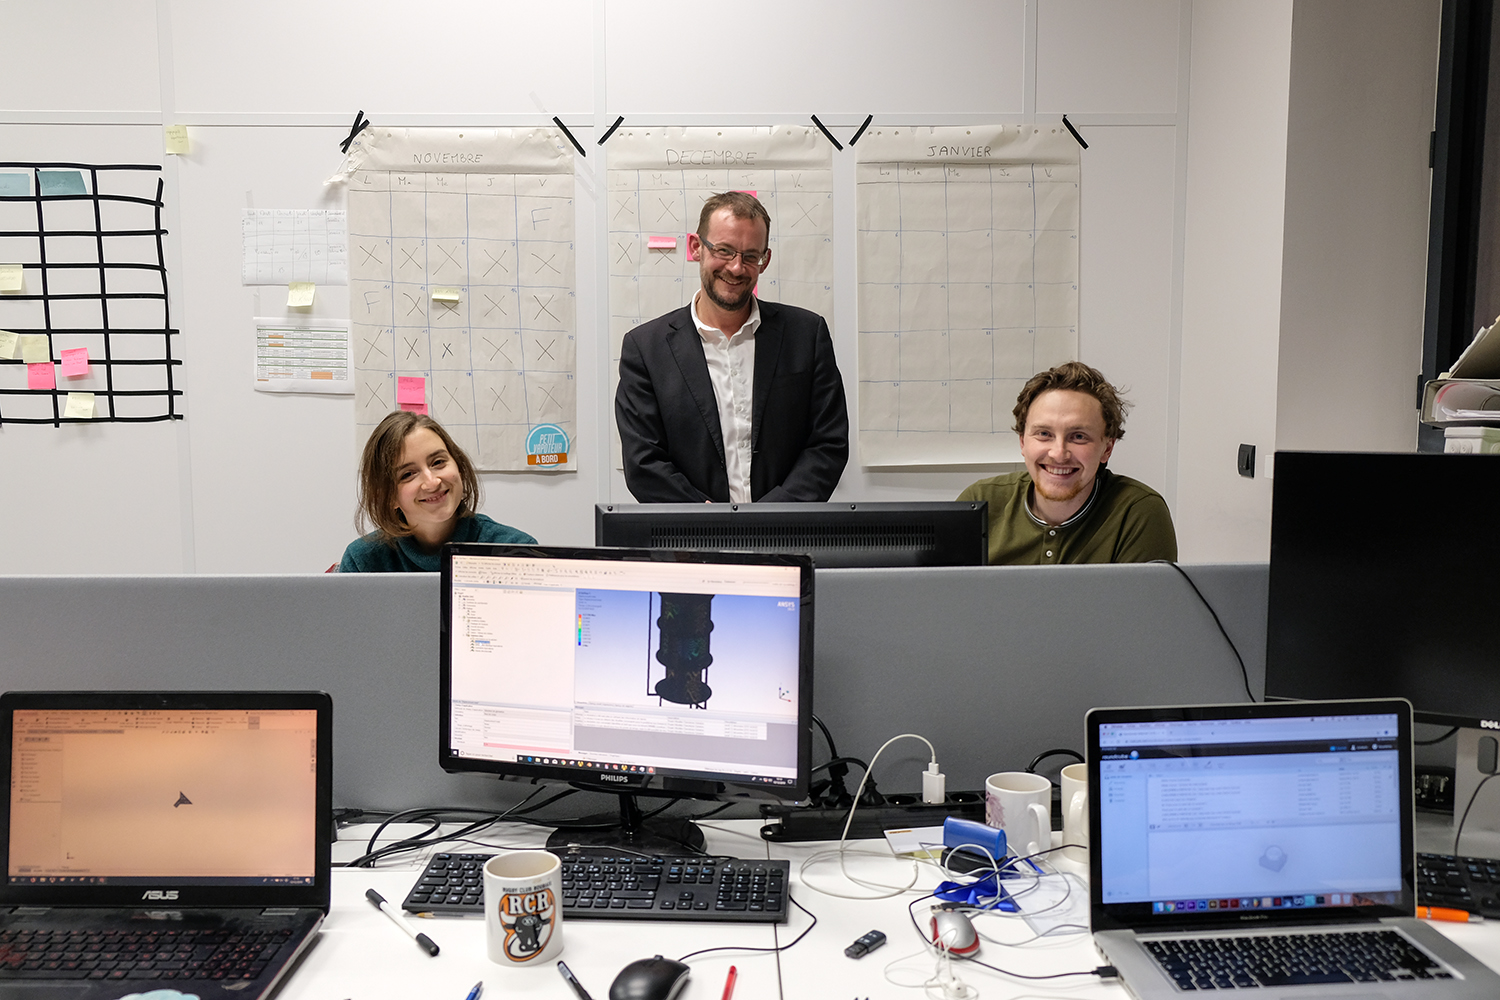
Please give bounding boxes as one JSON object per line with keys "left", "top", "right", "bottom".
{"left": 1449, "top": 728, "right": 1500, "bottom": 858}
{"left": 545, "top": 791, "right": 707, "bottom": 856}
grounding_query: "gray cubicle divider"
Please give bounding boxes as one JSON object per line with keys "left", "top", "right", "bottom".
{"left": 0, "top": 564, "right": 1268, "bottom": 811}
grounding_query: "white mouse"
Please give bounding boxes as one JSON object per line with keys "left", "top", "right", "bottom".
{"left": 929, "top": 907, "right": 980, "bottom": 956}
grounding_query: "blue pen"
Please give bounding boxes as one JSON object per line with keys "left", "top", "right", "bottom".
{"left": 463, "top": 981, "right": 483, "bottom": 1000}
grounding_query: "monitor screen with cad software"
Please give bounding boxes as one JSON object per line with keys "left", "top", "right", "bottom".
{"left": 440, "top": 544, "right": 813, "bottom": 851}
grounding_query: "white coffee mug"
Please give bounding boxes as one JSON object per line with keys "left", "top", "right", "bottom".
{"left": 1060, "top": 762, "right": 1089, "bottom": 864}
{"left": 484, "top": 850, "right": 564, "bottom": 965}
{"left": 984, "top": 771, "right": 1052, "bottom": 859}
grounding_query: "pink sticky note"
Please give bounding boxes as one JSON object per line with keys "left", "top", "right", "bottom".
{"left": 27, "top": 362, "right": 55, "bottom": 390}
{"left": 396, "top": 375, "right": 426, "bottom": 406}
{"left": 735, "top": 189, "right": 757, "bottom": 198}
{"left": 647, "top": 236, "right": 677, "bottom": 250}
{"left": 60, "top": 347, "right": 89, "bottom": 377}
{"left": 686, "top": 234, "right": 698, "bottom": 262}
{"left": 400, "top": 402, "right": 429, "bottom": 414}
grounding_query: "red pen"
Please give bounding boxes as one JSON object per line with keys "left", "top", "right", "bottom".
{"left": 721, "top": 965, "right": 737, "bottom": 1000}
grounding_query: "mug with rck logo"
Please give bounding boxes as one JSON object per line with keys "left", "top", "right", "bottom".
{"left": 484, "top": 850, "right": 564, "bottom": 965}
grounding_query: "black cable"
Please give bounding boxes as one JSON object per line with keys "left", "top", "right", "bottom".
{"left": 1026, "top": 749, "right": 1083, "bottom": 775}
{"left": 812, "top": 756, "right": 869, "bottom": 776}
{"left": 1454, "top": 772, "right": 1500, "bottom": 855}
{"left": 1152, "top": 560, "right": 1255, "bottom": 702}
{"left": 1416, "top": 726, "right": 1461, "bottom": 746}
{"left": 812, "top": 713, "right": 839, "bottom": 759}
{"left": 675, "top": 893, "right": 818, "bottom": 963}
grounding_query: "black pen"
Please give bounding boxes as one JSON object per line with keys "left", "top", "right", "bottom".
{"left": 557, "top": 960, "right": 594, "bottom": 1000}
{"left": 365, "top": 888, "right": 440, "bottom": 956}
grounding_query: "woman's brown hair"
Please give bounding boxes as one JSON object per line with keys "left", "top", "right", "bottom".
{"left": 356, "top": 411, "right": 482, "bottom": 540}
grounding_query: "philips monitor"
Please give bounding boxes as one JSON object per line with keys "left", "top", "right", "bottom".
{"left": 594, "top": 501, "right": 988, "bottom": 567}
{"left": 439, "top": 544, "right": 814, "bottom": 854}
{"left": 1264, "top": 450, "right": 1500, "bottom": 729}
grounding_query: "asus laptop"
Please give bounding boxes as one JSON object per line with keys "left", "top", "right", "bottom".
{"left": 1087, "top": 699, "right": 1500, "bottom": 999}
{"left": 0, "top": 691, "right": 332, "bottom": 999}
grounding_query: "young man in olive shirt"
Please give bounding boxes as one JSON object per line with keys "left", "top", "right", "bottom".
{"left": 957, "top": 362, "right": 1177, "bottom": 565}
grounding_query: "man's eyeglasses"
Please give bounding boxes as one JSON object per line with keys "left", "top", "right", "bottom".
{"left": 697, "top": 236, "right": 770, "bottom": 268}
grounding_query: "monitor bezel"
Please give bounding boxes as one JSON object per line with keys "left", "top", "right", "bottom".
{"left": 439, "top": 544, "right": 815, "bottom": 803}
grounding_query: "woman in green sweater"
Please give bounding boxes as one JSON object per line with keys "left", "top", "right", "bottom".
{"left": 339, "top": 411, "right": 535, "bottom": 572}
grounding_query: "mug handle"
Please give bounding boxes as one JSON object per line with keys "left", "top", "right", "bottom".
{"left": 1067, "top": 790, "right": 1089, "bottom": 847}
{"left": 1026, "top": 801, "right": 1050, "bottom": 856}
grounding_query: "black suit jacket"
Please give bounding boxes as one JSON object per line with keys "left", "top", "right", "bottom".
{"left": 615, "top": 300, "right": 849, "bottom": 502}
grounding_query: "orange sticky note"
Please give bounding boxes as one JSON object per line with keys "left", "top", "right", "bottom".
{"left": 60, "top": 347, "right": 89, "bottom": 377}
{"left": 27, "top": 362, "right": 55, "bottom": 390}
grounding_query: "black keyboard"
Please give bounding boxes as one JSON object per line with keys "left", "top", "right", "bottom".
{"left": 1144, "top": 930, "right": 1449, "bottom": 990}
{"left": 401, "top": 852, "right": 790, "bottom": 923}
{"left": 1417, "top": 852, "right": 1500, "bottom": 916}
{"left": 0, "top": 926, "right": 292, "bottom": 982}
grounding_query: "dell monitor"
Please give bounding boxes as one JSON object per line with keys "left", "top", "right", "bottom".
{"left": 440, "top": 544, "right": 813, "bottom": 854}
{"left": 594, "top": 501, "right": 989, "bottom": 567}
{"left": 1264, "top": 451, "right": 1500, "bottom": 729}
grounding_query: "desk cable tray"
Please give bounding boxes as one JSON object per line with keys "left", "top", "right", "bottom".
{"left": 402, "top": 851, "right": 790, "bottom": 923}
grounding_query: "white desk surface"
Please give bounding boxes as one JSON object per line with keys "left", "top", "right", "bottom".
{"left": 281, "top": 820, "right": 1500, "bottom": 1000}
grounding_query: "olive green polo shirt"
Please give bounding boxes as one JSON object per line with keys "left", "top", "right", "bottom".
{"left": 957, "top": 468, "right": 1177, "bottom": 566}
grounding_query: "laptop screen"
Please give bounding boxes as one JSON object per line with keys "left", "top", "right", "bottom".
{"left": 9, "top": 707, "right": 318, "bottom": 886}
{"left": 1090, "top": 702, "right": 1413, "bottom": 927}
{"left": 0, "top": 691, "right": 332, "bottom": 912}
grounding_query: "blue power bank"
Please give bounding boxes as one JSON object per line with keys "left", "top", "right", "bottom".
{"left": 942, "top": 816, "right": 1006, "bottom": 859}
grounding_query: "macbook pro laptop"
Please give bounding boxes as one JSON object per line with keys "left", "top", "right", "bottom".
{"left": 0, "top": 690, "right": 332, "bottom": 1000}
{"left": 1087, "top": 699, "right": 1500, "bottom": 999}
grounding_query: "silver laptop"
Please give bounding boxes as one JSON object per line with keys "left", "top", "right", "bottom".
{"left": 0, "top": 690, "right": 332, "bottom": 1000}
{"left": 1087, "top": 699, "right": 1500, "bottom": 998}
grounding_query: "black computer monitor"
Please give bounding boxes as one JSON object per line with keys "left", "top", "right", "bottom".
{"left": 1264, "top": 450, "right": 1500, "bottom": 728}
{"left": 594, "top": 501, "right": 988, "bottom": 567}
{"left": 439, "top": 544, "right": 814, "bottom": 854}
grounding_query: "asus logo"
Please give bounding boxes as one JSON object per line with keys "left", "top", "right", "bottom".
{"left": 599, "top": 775, "right": 629, "bottom": 783}
{"left": 141, "top": 890, "right": 179, "bottom": 901}
{"left": 1481, "top": 720, "right": 1500, "bottom": 730}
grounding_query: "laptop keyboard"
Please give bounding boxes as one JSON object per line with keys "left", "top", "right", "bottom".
{"left": 402, "top": 852, "right": 790, "bottom": 923}
{"left": 1417, "top": 852, "right": 1500, "bottom": 916}
{"left": 0, "top": 926, "right": 293, "bottom": 981}
{"left": 1144, "top": 930, "right": 1448, "bottom": 990}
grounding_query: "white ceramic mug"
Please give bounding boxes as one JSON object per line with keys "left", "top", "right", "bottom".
{"left": 1060, "top": 762, "right": 1089, "bottom": 864}
{"left": 984, "top": 771, "right": 1052, "bottom": 859}
{"left": 484, "top": 850, "right": 564, "bottom": 965}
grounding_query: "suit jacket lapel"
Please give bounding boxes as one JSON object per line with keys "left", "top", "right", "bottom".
{"left": 751, "top": 302, "right": 784, "bottom": 450}
{"left": 664, "top": 309, "right": 726, "bottom": 463}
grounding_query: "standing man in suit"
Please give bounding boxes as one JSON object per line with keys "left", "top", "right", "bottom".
{"left": 615, "top": 191, "right": 849, "bottom": 502}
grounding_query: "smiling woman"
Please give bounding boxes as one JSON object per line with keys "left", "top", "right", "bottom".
{"left": 337, "top": 411, "right": 536, "bottom": 573}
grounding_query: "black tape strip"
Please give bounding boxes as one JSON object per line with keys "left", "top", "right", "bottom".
{"left": 849, "top": 114, "right": 874, "bottom": 147}
{"left": 598, "top": 116, "right": 625, "bottom": 146}
{"left": 340, "top": 111, "right": 370, "bottom": 154}
{"left": 1062, "top": 115, "right": 1088, "bottom": 150}
{"left": 810, "top": 115, "right": 844, "bottom": 151}
{"left": 553, "top": 117, "right": 587, "bottom": 158}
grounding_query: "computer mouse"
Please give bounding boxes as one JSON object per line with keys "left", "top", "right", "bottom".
{"left": 608, "top": 955, "right": 692, "bottom": 1000}
{"left": 930, "top": 907, "right": 981, "bottom": 956}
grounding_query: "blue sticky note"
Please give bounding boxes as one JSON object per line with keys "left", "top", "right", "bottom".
{"left": 0, "top": 173, "right": 29, "bottom": 197}
{"left": 39, "top": 171, "right": 86, "bottom": 196}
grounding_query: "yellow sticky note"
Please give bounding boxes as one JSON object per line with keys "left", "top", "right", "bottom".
{"left": 0, "top": 330, "right": 17, "bottom": 360}
{"left": 164, "top": 125, "right": 189, "bottom": 155}
{"left": 431, "top": 287, "right": 461, "bottom": 303}
{"left": 287, "top": 282, "right": 315, "bottom": 307}
{"left": 0, "top": 264, "right": 22, "bottom": 292}
{"left": 64, "top": 392, "right": 95, "bottom": 420}
{"left": 18, "top": 334, "right": 49, "bottom": 364}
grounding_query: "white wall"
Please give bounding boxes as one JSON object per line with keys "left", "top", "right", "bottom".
{"left": 1274, "top": 0, "right": 1438, "bottom": 454}
{"left": 0, "top": 0, "right": 1441, "bottom": 573}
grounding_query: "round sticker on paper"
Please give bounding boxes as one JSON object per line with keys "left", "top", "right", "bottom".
{"left": 526, "top": 424, "right": 569, "bottom": 467}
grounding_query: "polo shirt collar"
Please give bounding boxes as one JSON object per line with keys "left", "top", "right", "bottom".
{"left": 1026, "top": 467, "right": 1110, "bottom": 529}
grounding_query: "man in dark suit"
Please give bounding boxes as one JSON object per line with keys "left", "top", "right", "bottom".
{"left": 615, "top": 191, "right": 849, "bottom": 502}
